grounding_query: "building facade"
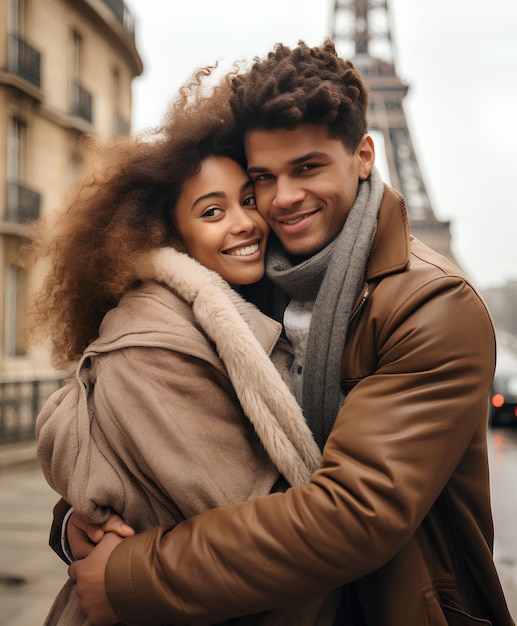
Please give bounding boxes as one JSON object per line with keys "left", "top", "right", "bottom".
{"left": 0, "top": 0, "right": 142, "bottom": 377}
{"left": 482, "top": 280, "right": 517, "bottom": 346}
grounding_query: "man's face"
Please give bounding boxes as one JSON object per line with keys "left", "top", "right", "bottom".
{"left": 245, "top": 124, "right": 375, "bottom": 257}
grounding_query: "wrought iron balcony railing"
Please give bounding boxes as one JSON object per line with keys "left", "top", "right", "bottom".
{"left": 7, "top": 34, "right": 41, "bottom": 88}
{"left": 102, "top": 0, "right": 135, "bottom": 40}
{"left": 70, "top": 80, "right": 93, "bottom": 123}
{"left": 6, "top": 182, "right": 41, "bottom": 224}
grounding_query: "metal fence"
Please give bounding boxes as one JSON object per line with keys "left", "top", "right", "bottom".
{"left": 6, "top": 181, "right": 41, "bottom": 223}
{"left": 8, "top": 33, "right": 41, "bottom": 87}
{"left": 0, "top": 378, "right": 63, "bottom": 445}
{"left": 102, "top": 0, "right": 136, "bottom": 40}
{"left": 70, "top": 80, "right": 93, "bottom": 123}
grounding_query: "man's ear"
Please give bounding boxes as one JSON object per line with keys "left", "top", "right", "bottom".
{"left": 357, "top": 134, "right": 375, "bottom": 180}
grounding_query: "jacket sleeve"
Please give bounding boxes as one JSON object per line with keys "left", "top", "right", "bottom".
{"left": 49, "top": 498, "right": 72, "bottom": 563}
{"left": 36, "top": 372, "right": 121, "bottom": 526}
{"left": 105, "top": 275, "right": 496, "bottom": 625}
{"left": 44, "top": 345, "right": 279, "bottom": 556}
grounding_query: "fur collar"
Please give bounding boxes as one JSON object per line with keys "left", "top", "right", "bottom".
{"left": 133, "top": 247, "right": 321, "bottom": 486}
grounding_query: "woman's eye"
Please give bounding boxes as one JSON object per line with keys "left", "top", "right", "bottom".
{"left": 243, "top": 195, "right": 257, "bottom": 208}
{"left": 201, "top": 207, "right": 223, "bottom": 218}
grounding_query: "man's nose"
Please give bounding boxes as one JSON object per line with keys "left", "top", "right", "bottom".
{"left": 272, "top": 177, "right": 305, "bottom": 208}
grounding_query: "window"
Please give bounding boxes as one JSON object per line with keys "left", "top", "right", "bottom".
{"left": 3, "top": 259, "right": 26, "bottom": 357}
{"left": 7, "top": 116, "right": 26, "bottom": 183}
{"left": 112, "top": 67, "right": 129, "bottom": 135}
{"left": 69, "top": 30, "right": 81, "bottom": 85}
{"left": 6, "top": 117, "right": 40, "bottom": 222}
{"left": 68, "top": 30, "right": 92, "bottom": 122}
{"left": 8, "top": 0, "right": 24, "bottom": 34}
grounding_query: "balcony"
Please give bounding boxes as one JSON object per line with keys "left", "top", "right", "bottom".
{"left": 102, "top": 0, "right": 135, "bottom": 40}
{"left": 5, "top": 182, "right": 41, "bottom": 224}
{"left": 7, "top": 34, "right": 41, "bottom": 88}
{"left": 70, "top": 80, "right": 93, "bottom": 123}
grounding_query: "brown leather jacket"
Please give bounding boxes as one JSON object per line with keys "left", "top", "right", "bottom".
{"left": 77, "top": 186, "right": 516, "bottom": 625}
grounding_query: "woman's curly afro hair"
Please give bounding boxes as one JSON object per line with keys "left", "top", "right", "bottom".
{"left": 22, "top": 66, "right": 246, "bottom": 368}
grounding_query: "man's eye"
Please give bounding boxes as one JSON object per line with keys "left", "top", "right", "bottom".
{"left": 201, "top": 207, "right": 223, "bottom": 218}
{"left": 243, "top": 195, "right": 257, "bottom": 208}
{"left": 254, "top": 173, "right": 273, "bottom": 182}
{"left": 300, "top": 163, "right": 318, "bottom": 172}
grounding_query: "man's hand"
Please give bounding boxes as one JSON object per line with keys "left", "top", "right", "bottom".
{"left": 68, "top": 512, "right": 135, "bottom": 560}
{"left": 69, "top": 532, "right": 123, "bottom": 626}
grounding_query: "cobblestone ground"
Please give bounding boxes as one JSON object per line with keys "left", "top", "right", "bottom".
{"left": 0, "top": 458, "right": 64, "bottom": 626}
{"left": 0, "top": 435, "right": 516, "bottom": 625}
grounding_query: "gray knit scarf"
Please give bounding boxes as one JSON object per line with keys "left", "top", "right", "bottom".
{"left": 266, "top": 167, "right": 384, "bottom": 450}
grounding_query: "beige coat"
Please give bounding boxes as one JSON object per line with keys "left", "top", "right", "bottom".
{"left": 37, "top": 249, "right": 339, "bottom": 625}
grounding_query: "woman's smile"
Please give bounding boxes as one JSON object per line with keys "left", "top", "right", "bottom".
{"left": 174, "top": 157, "right": 269, "bottom": 286}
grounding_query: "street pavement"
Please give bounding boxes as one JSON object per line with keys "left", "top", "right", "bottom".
{"left": 0, "top": 439, "right": 516, "bottom": 625}
{"left": 0, "top": 445, "right": 65, "bottom": 626}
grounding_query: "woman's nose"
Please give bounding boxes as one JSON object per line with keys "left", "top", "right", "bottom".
{"left": 230, "top": 206, "right": 257, "bottom": 233}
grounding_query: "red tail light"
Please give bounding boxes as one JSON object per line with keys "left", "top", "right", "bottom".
{"left": 492, "top": 393, "right": 505, "bottom": 408}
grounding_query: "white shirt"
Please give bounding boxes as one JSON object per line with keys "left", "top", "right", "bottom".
{"left": 283, "top": 299, "right": 315, "bottom": 405}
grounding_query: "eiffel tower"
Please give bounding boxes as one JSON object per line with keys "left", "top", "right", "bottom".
{"left": 331, "top": 0, "right": 456, "bottom": 262}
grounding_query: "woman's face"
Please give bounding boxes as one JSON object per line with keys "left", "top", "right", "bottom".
{"left": 174, "top": 157, "right": 269, "bottom": 286}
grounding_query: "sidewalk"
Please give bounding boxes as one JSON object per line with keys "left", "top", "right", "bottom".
{"left": 0, "top": 446, "right": 65, "bottom": 626}
{"left": 1, "top": 441, "right": 516, "bottom": 624}
{"left": 0, "top": 444, "right": 67, "bottom": 626}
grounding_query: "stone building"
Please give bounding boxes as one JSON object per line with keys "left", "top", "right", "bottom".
{"left": 483, "top": 280, "right": 517, "bottom": 346}
{"left": 0, "top": 0, "right": 142, "bottom": 377}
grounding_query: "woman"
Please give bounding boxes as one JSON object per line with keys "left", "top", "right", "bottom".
{"left": 27, "top": 70, "right": 339, "bottom": 625}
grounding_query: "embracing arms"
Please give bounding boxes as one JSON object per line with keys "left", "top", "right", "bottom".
{"left": 78, "top": 274, "right": 497, "bottom": 625}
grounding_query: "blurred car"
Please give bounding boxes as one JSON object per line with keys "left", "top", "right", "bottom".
{"left": 489, "top": 344, "right": 517, "bottom": 427}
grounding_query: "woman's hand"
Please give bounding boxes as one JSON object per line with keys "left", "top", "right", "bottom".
{"left": 68, "top": 512, "right": 134, "bottom": 560}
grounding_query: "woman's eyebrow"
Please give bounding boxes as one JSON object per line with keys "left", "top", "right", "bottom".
{"left": 191, "top": 191, "right": 224, "bottom": 210}
{"left": 191, "top": 180, "right": 252, "bottom": 210}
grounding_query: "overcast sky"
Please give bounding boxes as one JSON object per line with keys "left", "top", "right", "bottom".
{"left": 126, "top": 0, "right": 517, "bottom": 290}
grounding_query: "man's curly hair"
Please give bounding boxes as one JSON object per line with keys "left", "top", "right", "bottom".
{"left": 230, "top": 39, "right": 369, "bottom": 153}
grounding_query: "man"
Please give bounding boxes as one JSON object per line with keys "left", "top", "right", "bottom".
{"left": 67, "top": 40, "right": 513, "bottom": 625}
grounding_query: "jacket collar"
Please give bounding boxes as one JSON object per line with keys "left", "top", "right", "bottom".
{"left": 366, "top": 184, "right": 411, "bottom": 281}
{"left": 242, "top": 306, "right": 282, "bottom": 357}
